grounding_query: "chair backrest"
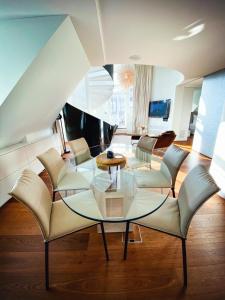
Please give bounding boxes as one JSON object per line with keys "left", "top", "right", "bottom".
{"left": 154, "top": 130, "right": 176, "bottom": 149}
{"left": 9, "top": 169, "right": 52, "bottom": 240}
{"left": 137, "top": 136, "right": 157, "bottom": 153}
{"left": 37, "top": 148, "right": 67, "bottom": 189}
{"left": 69, "top": 138, "right": 91, "bottom": 165}
{"left": 178, "top": 165, "right": 219, "bottom": 238}
{"left": 161, "top": 144, "right": 189, "bottom": 187}
{"left": 136, "top": 136, "right": 157, "bottom": 162}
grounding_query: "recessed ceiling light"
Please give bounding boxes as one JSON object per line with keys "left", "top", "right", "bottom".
{"left": 129, "top": 55, "right": 141, "bottom": 61}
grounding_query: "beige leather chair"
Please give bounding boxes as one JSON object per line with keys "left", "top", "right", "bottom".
{"left": 9, "top": 169, "right": 109, "bottom": 289}
{"left": 37, "top": 148, "right": 93, "bottom": 200}
{"left": 127, "top": 136, "right": 157, "bottom": 169}
{"left": 124, "top": 165, "right": 219, "bottom": 286}
{"left": 135, "top": 144, "right": 189, "bottom": 197}
{"left": 68, "top": 137, "right": 92, "bottom": 167}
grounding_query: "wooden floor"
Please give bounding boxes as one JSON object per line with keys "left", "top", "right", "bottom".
{"left": 1, "top": 139, "right": 225, "bottom": 300}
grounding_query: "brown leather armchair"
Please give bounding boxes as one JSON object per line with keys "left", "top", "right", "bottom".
{"left": 152, "top": 130, "right": 176, "bottom": 149}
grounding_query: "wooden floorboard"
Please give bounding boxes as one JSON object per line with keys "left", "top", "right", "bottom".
{"left": 1, "top": 140, "right": 225, "bottom": 300}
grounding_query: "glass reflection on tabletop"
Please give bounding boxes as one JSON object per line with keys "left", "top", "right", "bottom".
{"left": 92, "top": 169, "right": 136, "bottom": 221}
{"left": 60, "top": 165, "right": 170, "bottom": 223}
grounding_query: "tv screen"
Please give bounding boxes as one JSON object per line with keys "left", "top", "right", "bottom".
{"left": 149, "top": 99, "right": 171, "bottom": 119}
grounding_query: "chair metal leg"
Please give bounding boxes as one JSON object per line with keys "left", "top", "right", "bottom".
{"left": 100, "top": 222, "right": 109, "bottom": 261}
{"left": 171, "top": 187, "right": 176, "bottom": 198}
{"left": 53, "top": 191, "right": 56, "bottom": 201}
{"left": 45, "top": 241, "right": 49, "bottom": 290}
{"left": 181, "top": 238, "right": 187, "bottom": 287}
{"left": 123, "top": 221, "right": 130, "bottom": 260}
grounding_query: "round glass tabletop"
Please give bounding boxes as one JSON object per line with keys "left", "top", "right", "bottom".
{"left": 61, "top": 145, "right": 171, "bottom": 223}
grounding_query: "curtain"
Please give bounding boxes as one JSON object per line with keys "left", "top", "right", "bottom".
{"left": 132, "top": 65, "right": 152, "bottom": 133}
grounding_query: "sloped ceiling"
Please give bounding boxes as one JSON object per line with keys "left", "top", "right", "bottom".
{"left": 0, "top": 15, "right": 66, "bottom": 105}
{"left": 0, "top": 0, "right": 225, "bottom": 79}
{"left": 0, "top": 16, "right": 90, "bottom": 148}
{"left": 0, "top": 0, "right": 105, "bottom": 66}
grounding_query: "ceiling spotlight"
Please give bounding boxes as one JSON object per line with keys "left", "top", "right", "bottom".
{"left": 129, "top": 55, "right": 141, "bottom": 61}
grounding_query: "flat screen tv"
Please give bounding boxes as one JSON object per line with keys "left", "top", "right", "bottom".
{"left": 149, "top": 99, "right": 171, "bottom": 119}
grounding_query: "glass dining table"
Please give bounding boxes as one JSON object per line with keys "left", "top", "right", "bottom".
{"left": 60, "top": 144, "right": 171, "bottom": 260}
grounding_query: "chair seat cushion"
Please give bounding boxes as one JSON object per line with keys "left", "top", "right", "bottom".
{"left": 77, "top": 157, "right": 96, "bottom": 171}
{"left": 49, "top": 198, "right": 97, "bottom": 240}
{"left": 134, "top": 197, "right": 181, "bottom": 237}
{"left": 56, "top": 171, "right": 93, "bottom": 191}
{"left": 126, "top": 157, "right": 149, "bottom": 169}
{"left": 134, "top": 170, "right": 171, "bottom": 188}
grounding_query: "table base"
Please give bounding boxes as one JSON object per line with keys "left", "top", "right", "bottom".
{"left": 97, "top": 223, "right": 133, "bottom": 233}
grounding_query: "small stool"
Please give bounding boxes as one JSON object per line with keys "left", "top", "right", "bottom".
{"left": 96, "top": 153, "right": 126, "bottom": 173}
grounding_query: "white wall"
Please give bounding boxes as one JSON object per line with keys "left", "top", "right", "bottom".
{"left": 194, "top": 69, "right": 225, "bottom": 198}
{"left": 210, "top": 122, "right": 225, "bottom": 198}
{"left": 0, "top": 16, "right": 90, "bottom": 149}
{"left": 171, "top": 86, "right": 195, "bottom": 140}
{"left": 192, "top": 88, "right": 202, "bottom": 111}
{"left": 193, "top": 69, "right": 225, "bottom": 157}
{"left": 0, "top": 15, "right": 66, "bottom": 106}
{"left": 148, "top": 66, "right": 183, "bottom": 135}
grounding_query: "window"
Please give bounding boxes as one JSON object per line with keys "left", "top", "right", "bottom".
{"left": 110, "top": 65, "right": 134, "bottom": 130}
